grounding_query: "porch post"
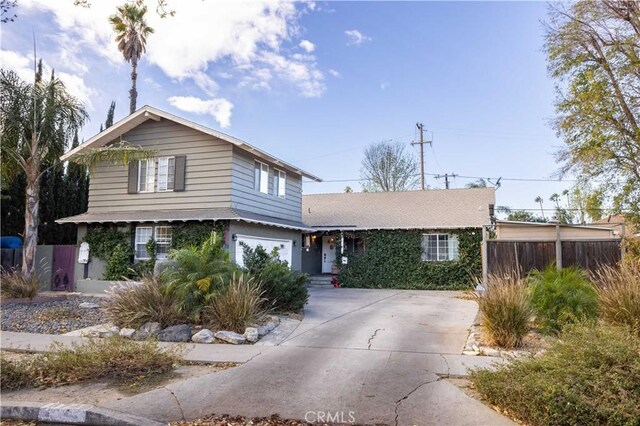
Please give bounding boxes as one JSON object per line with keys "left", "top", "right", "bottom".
{"left": 340, "top": 231, "right": 344, "bottom": 255}
{"left": 482, "top": 225, "right": 488, "bottom": 287}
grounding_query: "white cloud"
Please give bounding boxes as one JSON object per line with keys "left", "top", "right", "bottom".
{"left": 0, "top": 50, "right": 95, "bottom": 109}
{"left": 328, "top": 69, "right": 340, "bottom": 77}
{"left": 380, "top": 80, "right": 389, "bottom": 90}
{"left": 345, "top": 29, "right": 372, "bottom": 46}
{"left": 168, "top": 96, "right": 234, "bottom": 129}
{"left": 299, "top": 39, "right": 315, "bottom": 53}
{"left": 16, "top": 0, "right": 326, "bottom": 125}
{"left": 143, "top": 77, "right": 162, "bottom": 90}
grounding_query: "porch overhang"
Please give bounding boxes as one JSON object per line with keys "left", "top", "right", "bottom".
{"left": 56, "top": 208, "right": 315, "bottom": 232}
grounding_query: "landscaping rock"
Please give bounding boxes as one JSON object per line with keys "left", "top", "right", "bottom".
{"left": 68, "top": 323, "right": 117, "bottom": 338}
{"left": 192, "top": 329, "right": 215, "bottom": 344}
{"left": 157, "top": 324, "right": 192, "bottom": 342}
{"left": 269, "top": 315, "right": 281, "bottom": 325}
{"left": 133, "top": 322, "right": 162, "bottom": 340}
{"left": 481, "top": 347, "right": 502, "bottom": 357}
{"left": 215, "top": 330, "right": 246, "bottom": 345}
{"left": 257, "top": 325, "right": 270, "bottom": 337}
{"left": 78, "top": 302, "right": 100, "bottom": 309}
{"left": 266, "top": 321, "right": 277, "bottom": 332}
{"left": 119, "top": 328, "right": 136, "bottom": 339}
{"left": 244, "top": 327, "right": 259, "bottom": 343}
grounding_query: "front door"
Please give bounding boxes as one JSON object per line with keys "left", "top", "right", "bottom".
{"left": 322, "top": 236, "right": 336, "bottom": 273}
{"left": 51, "top": 245, "right": 75, "bottom": 291}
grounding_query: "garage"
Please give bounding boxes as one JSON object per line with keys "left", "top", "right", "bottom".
{"left": 234, "top": 235, "right": 293, "bottom": 268}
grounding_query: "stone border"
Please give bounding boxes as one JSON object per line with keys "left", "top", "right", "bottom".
{"left": 463, "top": 319, "right": 541, "bottom": 359}
{"left": 1, "top": 401, "right": 163, "bottom": 426}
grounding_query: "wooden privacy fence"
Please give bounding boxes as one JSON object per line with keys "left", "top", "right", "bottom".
{"left": 486, "top": 239, "right": 622, "bottom": 276}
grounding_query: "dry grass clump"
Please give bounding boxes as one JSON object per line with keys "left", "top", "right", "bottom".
{"left": 0, "top": 269, "right": 38, "bottom": 299}
{"left": 105, "top": 275, "right": 184, "bottom": 328}
{"left": 0, "top": 337, "right": 179, "bottom": 390}
{"left": 593, "top": 262, "right": 640, "bottom": 336}
{"left": 203, "top": 273, "right": 268, "bottom": 333}
{"left": 477, "top": 274, "right": 532, "bottom": 348}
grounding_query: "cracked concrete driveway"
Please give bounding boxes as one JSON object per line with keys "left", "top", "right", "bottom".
{"left": 102, "top": 288, "right": 513, "bottom": 425}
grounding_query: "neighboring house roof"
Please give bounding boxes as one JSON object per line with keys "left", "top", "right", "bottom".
{"left": 591, "top": 214, "right": 638, "bottom": 237}
{"left": 60, "top": 105, "right": 322, "bottom": 182}
{"left": 56, "top": 208, "right": 314, "bottom": 231}
{"left": 302, "top": 188, "right": 496, "bottom": 230}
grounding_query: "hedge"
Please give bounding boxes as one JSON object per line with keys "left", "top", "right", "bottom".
{"left": 337, "top": 228, "right": 481, "bottom": 290}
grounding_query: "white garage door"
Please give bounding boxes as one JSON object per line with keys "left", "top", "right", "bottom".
{"left": 235, "top": 235, "right": 292, "bottom": 268}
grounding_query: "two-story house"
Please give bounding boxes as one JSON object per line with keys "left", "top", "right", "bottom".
{"left": 58, "top": 106, "right": 320, "bottom": 292}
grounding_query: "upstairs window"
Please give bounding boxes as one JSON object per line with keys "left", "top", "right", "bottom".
{"left": 421, "top": 234, "right": 459, "bottom": 261}
{"left": 254, "top": 161, "right": 269, "bottom": 194}
{"left": 274, "top": 169, "right": 286, "bottom": 198}
{"left": 157, "top": 157, "right": 175, "bottom": 191}
{"left": 137, "top": 160, "right": 155, "bottom": 192}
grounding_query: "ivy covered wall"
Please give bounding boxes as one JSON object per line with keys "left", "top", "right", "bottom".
{"left": 337, "top": 228, "right": 482, "bottom": 290}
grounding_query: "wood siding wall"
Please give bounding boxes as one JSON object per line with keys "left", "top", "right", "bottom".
{"left": 486, "top": 240, "right": 621, "bottom": 276}
{"left": 230, "top": 148, "right": 303, "bottom": 222}
{"left": 87, "top": 119, "right": 233, "bottom": 212}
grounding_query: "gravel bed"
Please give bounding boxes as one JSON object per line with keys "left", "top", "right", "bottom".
{"left": 1, "top": 297, "right": 109, "bottom": 334}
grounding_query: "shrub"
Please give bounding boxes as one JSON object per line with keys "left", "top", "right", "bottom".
{"left": 241, "top": 244, "right": 308, "bottom": 312}
{"left": 203, "top": 273, "right": 267, "bottom": 333}
{"left": 593, "top": 262, "right": 640, "bottom": 336}
{"left": 1, "top": 337, "right": 179, "bottom": 390}
{"left": 105, "top": 276, "right": 183, "bottom": 328}
{"left": 0, "top": 269, "right": 38, "bottom": 299}
{"left": 104, "top": 243, "right": 135, "bottom": 280}
{"left": 0, "top": 356, "right": 30, "bottom": 390}
{"left": 470, "top": 324, "right": 640, "bottom": 426}
{"left": 477, "top": 275, "right": 532, "bottom": 348}
{"left": 528, "top": 265, "right": 598, "bottom": 333}
{"left": 162, "top": 233, "right": 238, "bottom": 321}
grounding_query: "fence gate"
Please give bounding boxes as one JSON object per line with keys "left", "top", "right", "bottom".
{"left": 51, "top": 245, "right": 75, "bottom": 291}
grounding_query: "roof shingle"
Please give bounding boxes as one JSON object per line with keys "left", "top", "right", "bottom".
{"left": 302, "top": 188, "right": 495, "bottom": 230}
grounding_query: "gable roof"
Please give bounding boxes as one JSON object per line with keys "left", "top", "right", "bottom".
{"left": 302, "top": 188, "right": 495, "bottom": 230}
{"left": 61, "top": 105, "right": 322, "bottom": 182}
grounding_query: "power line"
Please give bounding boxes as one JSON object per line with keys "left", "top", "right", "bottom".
{"left": 303, "top": 173, "right": 579, "bottom": 184}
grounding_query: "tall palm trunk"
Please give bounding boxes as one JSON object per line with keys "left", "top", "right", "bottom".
{"left": 129, "top": 57, "right": 138, "bottom": 114}
{"left": 22, "top": 147, "right": 41, "bottom": 280}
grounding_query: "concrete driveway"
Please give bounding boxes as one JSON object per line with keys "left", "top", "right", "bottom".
{"left": 103, "top": 288, "right": 512, "bottom": 425}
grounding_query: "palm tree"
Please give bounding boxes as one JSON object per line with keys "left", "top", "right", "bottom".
{"left": 549, "top": 193, "right": 560, "bottom": 209}
{"left": 1, "top": 66, "right": 155, "bottom": 280}
{"left": 1, "top": 67, "right": 87, "bottom": 279}
{"left": 534, "top": 196, "right": 546, "bottom": 219}
{"left": 109, "top": 3, "right": 154, "bottom": 114}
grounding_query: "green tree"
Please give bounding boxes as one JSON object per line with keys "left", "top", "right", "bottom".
{"left": 0, "top": 67, "right": 87, "bottom": 278}
{"left": 545, "top": 1, "right": 640, "bottom": 224}
{"left": 507, "top": 210, "right": 547, "bottom": 223}
{"left": 109, "top": 3, "right": 154, "bottom": 114}
{"left": 360, "top": 141, "right": 418, "bottom": 192}
{"left": 466, "top": 178, "right": 487, "bottom": 188}
{"left": 105, "top": 101, "right": 116, "bottom": 128}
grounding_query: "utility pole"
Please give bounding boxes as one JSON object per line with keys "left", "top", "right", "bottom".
{"left": 411, "top": 123, "right": 431, "bottom": 190}
{"left": 435, "top": 173, "right": 458, "bottom": 189}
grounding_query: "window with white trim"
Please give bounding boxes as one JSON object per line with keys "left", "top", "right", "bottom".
{"left": 254, "top": 161, "right": 269, "bottom": 194}
{"left": 135, "top": 226, "right": 173, "bottom": 260}
{"left": 274, "top": 169, "right": 286, "bottom": 198}
{"left": 135, "top": 226, "right": 153, "bottom": 259}
{"left": 154, "top": 226, "right": 172, "bottom": 259}
{"left": 421, "top": 234, "right": 459, "bottom": 261}
{"left": 138, "top": 160, "right": 155, "bottom": 192}
{"left": 157, "top": 157, "right": 175, "bottom": 191}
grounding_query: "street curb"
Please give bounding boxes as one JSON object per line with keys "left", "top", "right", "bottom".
{"left": 1, "top": 401, "right": 165, "bottom": 426}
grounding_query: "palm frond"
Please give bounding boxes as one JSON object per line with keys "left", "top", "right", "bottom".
{"left": 68, "top": 141, "right": 157, "bottom": 170}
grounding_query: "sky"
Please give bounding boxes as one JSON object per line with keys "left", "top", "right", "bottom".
{"left": 1, "top": 0, "right": 575, "bottom": 214}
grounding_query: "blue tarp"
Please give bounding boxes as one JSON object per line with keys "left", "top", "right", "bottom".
{"left": 0, "top": 237, "right": 22, "bottom": 249}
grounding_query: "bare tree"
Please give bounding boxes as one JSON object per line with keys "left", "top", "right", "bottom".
{"left": 360, "top": 141, "right": 418, "bottom": 192}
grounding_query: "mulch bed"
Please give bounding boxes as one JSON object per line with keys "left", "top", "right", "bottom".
{"left": 1, "top": 296, "right": 109, "bottom": 334}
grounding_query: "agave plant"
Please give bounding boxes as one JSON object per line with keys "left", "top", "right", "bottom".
{"left": 161, "top": 232, "right": 238, "bottom": 320}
